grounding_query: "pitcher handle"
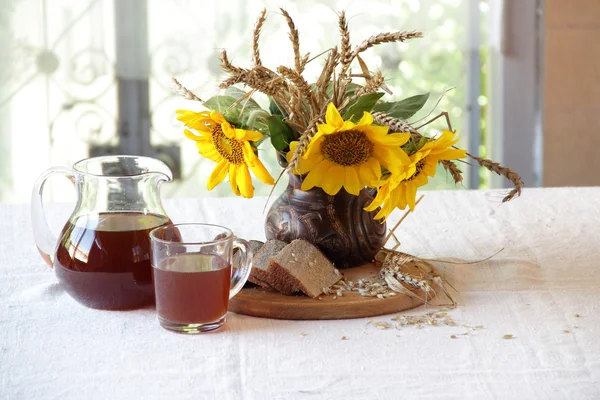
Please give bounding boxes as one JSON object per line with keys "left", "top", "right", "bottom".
{"left": 31, "top": 167, "right": 77, "bottom": 267}
{"left": 229, "top": 238, "right": 253, "bottom": 299}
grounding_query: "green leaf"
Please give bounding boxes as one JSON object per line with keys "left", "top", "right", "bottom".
{"left": 342, "top": 92, "right": 385, "bottom": 122}
{"left": 224, "top": 87, "right": 262, "bottom": 109}
{"left": 204, "top": 95, "right": 266, "bottom": 131}
{"left": 269, "top": 97, "right": 287, "bottom": 117}
{"left": 372, "top": 93, "right": 430, "bottom": 120}
{"left": 266, "top": 115, "right": 295, "bottom": 152}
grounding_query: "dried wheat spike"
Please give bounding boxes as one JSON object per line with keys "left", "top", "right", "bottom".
{"left": 353, "top": 31, "right": 423, "bottom": 59}
{"left": 356, "top": 71, "right": 385, "bottom": 96}
{"left": 337, "top": 11, "right": 352, "bottom": 78}
{"left": 277, "top": 66, "right": 319, "bottom": 115}
{"left": 280, "top": 8, "right": 303, "bottom": 73}
{"left": 441, "top": 160, "right": 463, "bottom": 184}
{"left": 171, "top": 77, "right": 202, "bottom": 102}
{"left": 371, "top": 112, "right": 419, "bottom": 134}
{"left": 467, "top": 153, "right": 523, "bottom": 202}
{"left": 219, "top": 49, "right": 245, "bottom": 74}
{"left": 251, "top": 9, "right": 267, "bottom": 66}
{"left": 316, "top": 47, "right": 339, "bottom": 104}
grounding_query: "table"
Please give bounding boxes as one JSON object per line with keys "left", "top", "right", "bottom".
{"left": 1, "top": 188, "right": 599, "bottom": 399}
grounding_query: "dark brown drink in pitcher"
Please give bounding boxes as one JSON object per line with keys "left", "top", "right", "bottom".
{"left": 54, "top": 212, "right": 172, "bottom": 310}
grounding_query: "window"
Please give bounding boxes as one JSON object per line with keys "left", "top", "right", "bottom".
{"left": 0, "top": 0, "right": 541, "bottom": 202}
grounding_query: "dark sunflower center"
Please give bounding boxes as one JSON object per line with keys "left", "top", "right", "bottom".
{"left": 405, "top": 158, "right": 427, "bottom": 182}
{"left": 212, "top": 125, "right": 244, "bottom": 165}
{"left": 321, "top": 130, "right": 374, "bottom": 166}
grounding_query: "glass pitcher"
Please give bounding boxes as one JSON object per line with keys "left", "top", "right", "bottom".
{"left": 31, "top": 155, "right": 174, "bottom": 310}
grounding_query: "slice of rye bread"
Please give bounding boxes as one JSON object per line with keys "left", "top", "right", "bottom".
{"left": 233, "top": 240, "right": 265, "bottom": 288}
{"left": 248, "top": 239, "right": 287, "bottom": 288}
{"left": 233, "top": 240, "right": 264, "bottom": 269}
{"left": 267, "top": 239, "right": 342, "bottom": 298}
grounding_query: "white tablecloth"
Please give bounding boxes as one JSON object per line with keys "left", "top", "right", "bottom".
{"left": 1, "top": 188, "right": 599, "bottom": 399}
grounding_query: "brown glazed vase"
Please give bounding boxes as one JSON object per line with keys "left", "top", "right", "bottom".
{"left": 265, "top": 173, "right": 386, "bottom": 268}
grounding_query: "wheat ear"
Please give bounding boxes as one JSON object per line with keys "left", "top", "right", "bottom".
{"left": 441, "top": 160, "right": 464, "bottom": 184}
{"left": 171, "top": 78, "right": 203, "bottom": 102}
{"left": 280, "top": 8, "right": 303, "bottom": 73}
{"left": 251, "top": 9, "right": 267, "bottom": 66}
{"left": 467, "top": 153, "right": 523, "bottom": 202}
{"left": 353, "top": 31, "right": 423, "bottom": 60}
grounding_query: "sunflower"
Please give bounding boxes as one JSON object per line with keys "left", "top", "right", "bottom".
{"left": 365, "top": 130, "right": 467, "bottom": 219}
{"left": 286, "top": 103, "right": 411, "bottom": 196}
{"left": 177, "top": 109, "right": 274, "bottom": 198}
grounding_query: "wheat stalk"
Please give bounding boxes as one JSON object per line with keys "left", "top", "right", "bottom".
{"left": 371, "top": 112, "right": 419, "bottom": 134}
{"left": 467, "top": 153, "right": 523, "bottom": 202}
{"left": 353, "top": 31, "right": 423, "bottom": 59}
{"left": 251, "top": 8, "right": 267, "bottom": 66}
{"left": 441, "top": 160, "right": 463, "bottom": 184}
{"left": 171, "top": 77, "right": 202, "bottom": 102}
{"left": 277, "top": 65, "right": 319, "bottom": 117}
{"left": 316, "top": 47, "right": 339, "bottom": 106}
{"left": 337, "top": 11, "right": 353, "bottom": 102}
{"left": 219, "top": 49, "right": 245, "bottom": 75}
{"left": 280, "top": 8, "right": 303, "bottom": 73}
{"left": 338, "top": 71, "right": 385, "bottom": 111}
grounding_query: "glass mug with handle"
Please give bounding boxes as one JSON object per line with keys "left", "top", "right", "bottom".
{"left": 150, "top": 223, "right": 252, "bottom": 333}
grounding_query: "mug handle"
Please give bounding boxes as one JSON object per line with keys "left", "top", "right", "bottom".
{"left": 31, "top": 167, "right": 77, "bottom": 267}
{"left": 229, "top": 238, "right": 253, "bottom": 299}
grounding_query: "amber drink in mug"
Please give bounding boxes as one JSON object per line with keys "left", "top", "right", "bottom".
{"left": 150, "top": 224, "right": 252, "bottom": 333}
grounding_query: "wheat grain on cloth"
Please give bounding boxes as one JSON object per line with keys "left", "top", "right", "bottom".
{"left": 1, "top": 188, "right": 599, "bottom": 399}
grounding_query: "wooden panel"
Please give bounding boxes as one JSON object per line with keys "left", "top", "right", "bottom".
{"left": 543, "top": 111, "right": 600, "bottom": 186}
{"left": 543, "top": 0, "right": 600, "bottom": 186}
{"left": 546, "top": 0, "right": 600, "bottom": 28}
{"left": 544, "top": 29, "right": 600, "bottom": 111}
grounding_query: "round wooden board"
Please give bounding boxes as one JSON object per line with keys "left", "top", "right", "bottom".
{"left": 229, "top": 263, "right": 435, "bottom": 320}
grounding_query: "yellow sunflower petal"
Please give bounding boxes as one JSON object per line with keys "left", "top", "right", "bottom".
{"left": 209, "top": 111, "right": 226, "bottom": 124}
{"left": 221, "top": 120, "right": 237, "bottom": 139}
{"left": 242, "top": 142, "right": 258, "bottom": 164}
{"left": 233, "top": 128, "right": 263, "bottom": 142}
{"left": 237, "top": 166, "right": 254, "bottom": 198}
{"left": 321, "top": 165, "right": 345, "bottom": 195}
{"left": 249, "top": 160, "right": 275, "bottom": 185}
{"left": 392, "top": 184, "right": 406, "bottom": 211}
{"left": 207, "top": 160, "right": 229, "bottom": 190}
{"left": 229, "top": 164, "right": 240, "bottom": 196}
{"left": 184, "top": 129, "right": 206, "bottom": 141}
{"left": 325, "top": 103, "right": 344, "bottom": 129}
{"left": 364, "top": 181, "right": 389, "bottom": 212}
{"left": 301, "top": 159, "right": 331, "bottom": 191}
{"left": 343, "top": 167, "right": 362, "bottom": 196}
{"left": 356, "top": 111, "right": 374, "bottom": 127}
{"left": 297, "top": 152, "right": 324, "bottom": 175}
{"left": 370, "top": 131, "right": 410, "bottom": 147}
{"left": 406, "top": 182, "right": 418, "bottom": 211}
{"left": 197, "top": 142, "right": 221, "bottom": 162}
{"left": 433, "top": 148, "right": 467, "bottom": 160}
{"left": 286, "top": 141, "right": 299, "bottom": 164}
{"left": 359, "top": 157, "right": 381, "bottom": 185}
{"left": 302, "top": 135, "right": 325, "bottom": 160}
{"left": 421, "top": 159, "right": 437, "bottom": 177}
{"left": 373, "top": 145, "right": 410, "bottom": 171}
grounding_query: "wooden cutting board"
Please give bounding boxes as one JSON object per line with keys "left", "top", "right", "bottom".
{"left": 228, "top": 263, "right": 436, "bottom": 320}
